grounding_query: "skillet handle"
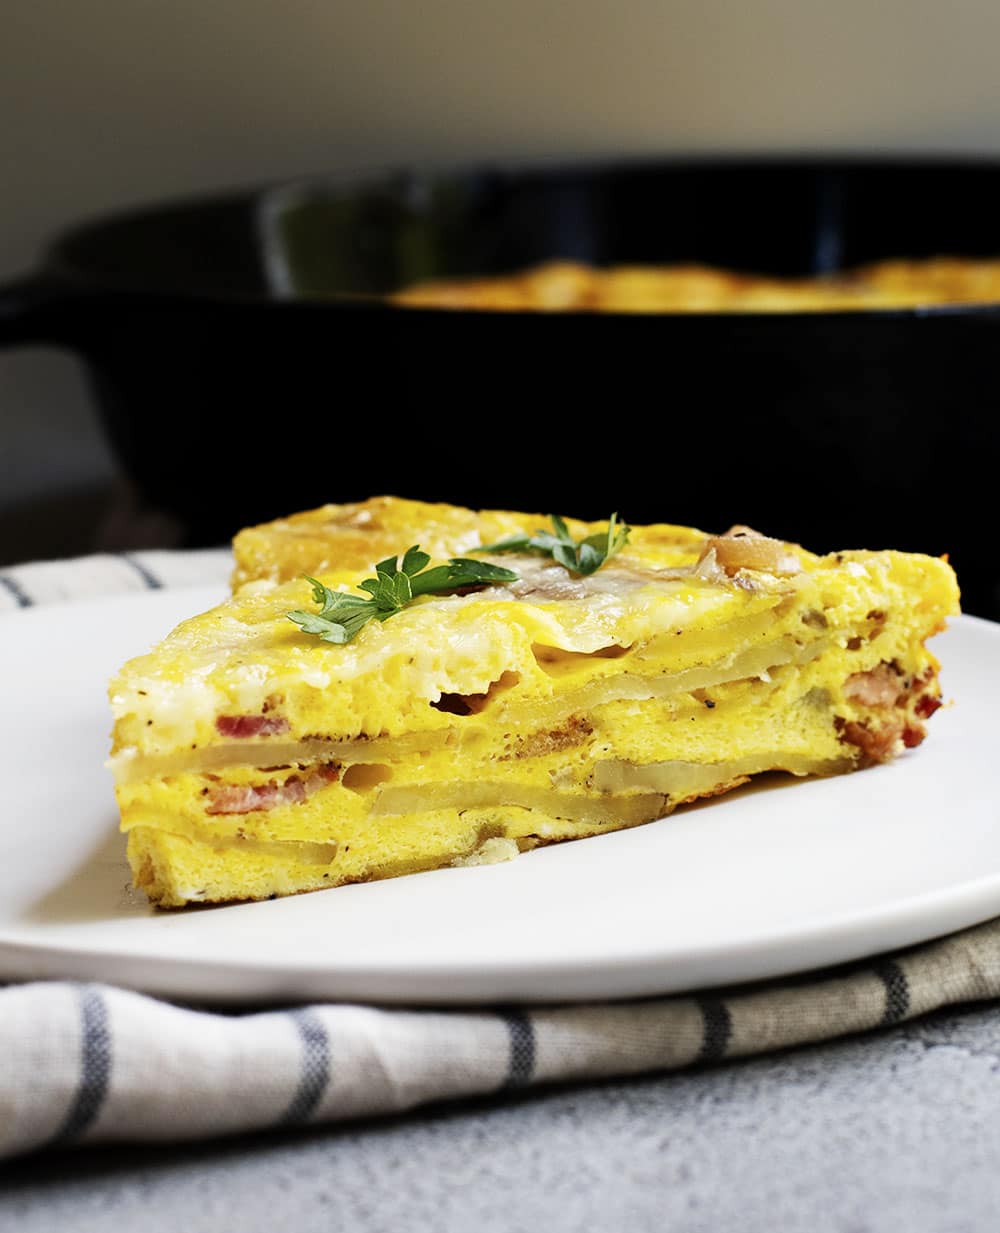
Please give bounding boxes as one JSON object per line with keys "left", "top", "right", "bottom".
{"left": 0, "top": 273, "right": 89, "bottom": 349}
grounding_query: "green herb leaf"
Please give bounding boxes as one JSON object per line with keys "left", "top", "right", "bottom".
{"left": 480, "top": 512, "right": 630, "bottom": 576}
{"left": 410, "top": 558, "right": 521, "bottom": 595}
{"left": 401, "top": 545, "right": 431, "bottom": 576}
{"left": 287, "top": 553, "right": 519, "bottom": 644}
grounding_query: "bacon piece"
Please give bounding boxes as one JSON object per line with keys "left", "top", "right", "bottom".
{"left": 207, "top": 779, "right": 305, "bottom": 815}
{"left": 205, "top": 765, "right": 339, "bottom": 816}
{"left": 837, "top": 718, "right": 905, "bottom": 764}
{"left": 843, "top": 662, "right": 902, "bottom": 708}
{"left": 215, "top": 714, "right": 290, "bottom": 738}
{"left": 915, "top": 693, "right": 942, "bottom": 719}
{"left": 902, "top": 725, "right": 926, "bottom": 749}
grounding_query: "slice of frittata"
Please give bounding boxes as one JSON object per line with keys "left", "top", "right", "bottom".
{"left": 229, "top": 496, "right": 709, "bottom": 588}
{"left": 110, "top": 502, "right": 959, "bottom": 907}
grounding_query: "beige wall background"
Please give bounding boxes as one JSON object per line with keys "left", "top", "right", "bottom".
{"left": 4, "top": 0, "right": 1000, "bottom": 508}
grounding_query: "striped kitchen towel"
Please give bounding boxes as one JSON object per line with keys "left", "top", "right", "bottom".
{"left": 0, "top": 548, "right": 231, "bottom": 610}
{"left": 3, "top": 922, "right": 1000, "bottom": 1161}
{"left": 1, "top": 548, "right": 999, "bottom": 1161}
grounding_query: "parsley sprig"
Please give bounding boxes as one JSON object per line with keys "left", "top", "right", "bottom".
{"left": 287, "top": 547, "right": 519, "bottom": 644}
{"left": 480, "top": 513, "right": 630, "bottom": 576}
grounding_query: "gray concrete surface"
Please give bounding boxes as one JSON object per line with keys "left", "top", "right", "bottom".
{"left": 4, "top": 1002, "right": 1000, "bottom": 1233}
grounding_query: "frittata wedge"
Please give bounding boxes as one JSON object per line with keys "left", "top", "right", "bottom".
{"left": 109, "top": 500, "right": 959, "bottom": 907}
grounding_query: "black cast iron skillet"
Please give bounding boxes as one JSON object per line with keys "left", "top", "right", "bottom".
{"left": 0, "top": 157, "right": 995, "bottom": 615}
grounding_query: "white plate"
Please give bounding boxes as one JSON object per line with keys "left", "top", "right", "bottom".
{"left": 0, "top": 586, "right": 997, "bottom": 1005}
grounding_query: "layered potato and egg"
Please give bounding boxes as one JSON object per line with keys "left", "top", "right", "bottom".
{"left": 109, "top": 498, "right": 960, "bottom": 907}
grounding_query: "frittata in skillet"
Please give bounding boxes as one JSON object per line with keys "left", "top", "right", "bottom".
{"left": 392, "top": 257, "right": 1000, "bottom": 313}
{"left": 109, "top": 498, "right": 959, "bottom": 907}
